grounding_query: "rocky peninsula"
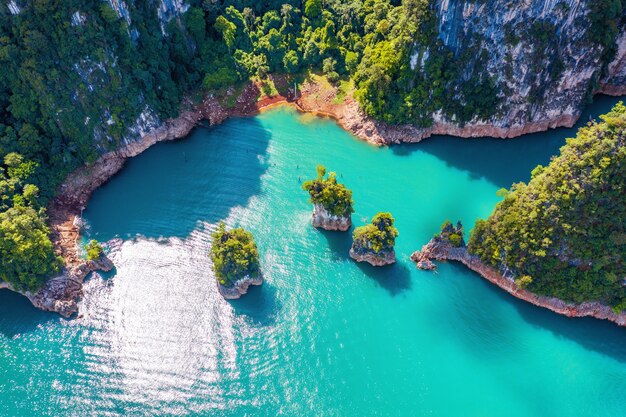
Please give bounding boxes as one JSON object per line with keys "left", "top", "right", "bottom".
{"left": 411, "top": 228, "right": 626, "bottom": 328}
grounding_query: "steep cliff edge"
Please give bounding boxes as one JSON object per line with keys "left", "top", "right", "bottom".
{"left": 432, "top": 0, "right": 624, "bottom": 128}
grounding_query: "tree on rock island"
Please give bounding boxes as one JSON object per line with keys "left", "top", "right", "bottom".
{"left": 350, "top": 212, "right": 399, "bottom": 266}
{"left": 210, "top": 223, "right": 263, "bottom": 299}
{"left": 302, "top": 165, "right": 354, "bottom": 231}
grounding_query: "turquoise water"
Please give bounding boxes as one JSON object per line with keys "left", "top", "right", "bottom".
{"left": 2, "top": 96, "right": 626, "bottom": 416}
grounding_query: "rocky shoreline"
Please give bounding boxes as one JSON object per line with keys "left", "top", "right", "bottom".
{"left": 217, "top": 274, "right": 264, "bottom": 299}
{"left": 411, "top": 237, "right": 626, "bottom": 327}
{"left": 9, "top": 69, "right": 625, "bottom": 317}
{"left": 349, "top": 249, "right": 396, "bottom": 267}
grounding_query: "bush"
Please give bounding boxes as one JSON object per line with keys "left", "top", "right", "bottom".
{"left": 86, "top": 240, "right": 104, "bottom": 261}
{"left": 515, "top": 275, "right": 533, "bottom": 289}
{"left": 448, "top": 233, "right": 462, "bottom": 247}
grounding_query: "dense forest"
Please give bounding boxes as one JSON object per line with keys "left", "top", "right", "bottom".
{"left": 0, "top": 0, "right": 623, "bottom": 292}
{"left": 468, "top": 103, "right": 626, "bottom": 310}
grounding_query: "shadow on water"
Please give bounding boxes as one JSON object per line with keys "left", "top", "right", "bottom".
{"left": 84, "top": 117, "right": 272, "bottom": 240}
{"left": 452, "top": 263, "right": 626, "bottom": 364}
{"left": 320, "top": 228, "right": 353, "bottom": 260}
{"left": 230, "top": 283, "right": 281, "bottom": 327}
{"left": 320, "top": 229, "right": 412, "bottom": 295}
{"left": 393, "top": 95, "right": 626, "bottom": 188}
{"left": 0, "top": 290, "right": 56, "bottom": 337}
{"left": 356, "top": 261, "right": 412, "bottom": 296}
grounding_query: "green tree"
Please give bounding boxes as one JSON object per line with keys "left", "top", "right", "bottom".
{"left": 210, "top": 223, "right": 260, "bottom": 286}
{"left": 352, "top": 212, "right": 399, "bottom": 254}
{"left": 302, "top": 165, "right": 354, "bottom": 216}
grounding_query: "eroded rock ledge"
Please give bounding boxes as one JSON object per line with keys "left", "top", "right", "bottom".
{"left": 311, "top": 204, "right": 351, "bottom": 231}
{"left": 217, "top": 274, "right": 264, "bottom": 299}
{"left": 349, "top": 248, "right": 396, "bottom": 267}
{"left": 411, "top": 237, "right": 626, "bottom": 327}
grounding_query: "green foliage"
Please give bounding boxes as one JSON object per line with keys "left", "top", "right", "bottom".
{"left": 302, "top": 165, "right": 354, "bottom": 216}
{"left": 588, "top": 0, "right": 624, "bottom": 65}
{"left": 0, "top": 152, "right": 62, "bottom": 291}
{"left": 352, "top": 212, "right": 399, "bottom": 255}
{"left": 516, "top": 275, "right": 533, "bottom": 289}
{"left": 210, "top": 223, "right": 260, "bottom": 287}
{"left": 448, "top": 233, "right": 463, "bottom": 247}
{"left": 0, "top": 205, "right": 62, "bottom": 292}
{"left": 86, "top": 240, "right": 104, "bottom": 261}
{"left": 438, "top": 220, "right": 464, "bottom": 247}
{"left": 469, "top": 103, "right": 626, "bottom": 306}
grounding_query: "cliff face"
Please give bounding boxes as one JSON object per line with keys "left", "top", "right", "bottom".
{"left": 86, "top": 0, "right": 626, "bottom": 149}
{"left": 433, "top": 0, "right": 624, "bottom": 129}
{"left": 601, "top": 31, "right": 626, "bottom": 95}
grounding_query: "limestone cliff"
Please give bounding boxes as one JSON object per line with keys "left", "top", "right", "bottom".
{"left": 311, "top": 204, "right": 352, "bottom": 232}
{"left": 430, "top": 0, "right": 624, "bottom": 131}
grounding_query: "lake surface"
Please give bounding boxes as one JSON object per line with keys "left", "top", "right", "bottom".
{"left": 2, "top": 96, "right": 626, "bottom": 416}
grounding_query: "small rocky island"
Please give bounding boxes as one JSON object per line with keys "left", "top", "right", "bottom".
{"left": 302, "top": 165, "right": 354, "bottom": 231}
{"left": 349, "top": 212, "right": 398, "bottom": 266}
{"left": 210, "top": 223, "right": 263, "bottom": 299}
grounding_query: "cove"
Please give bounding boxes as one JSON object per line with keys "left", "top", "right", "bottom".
{"left": 2, "top": 96, "right": 626, "bottom": 416}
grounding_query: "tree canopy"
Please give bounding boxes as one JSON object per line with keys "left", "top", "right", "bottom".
{"left": 302, "top": 165, "right": 354, "bottom": 216}
{"left": 468, "top": 102, "right": 626, "bottom": 309}
{"left": 352, "top": 212, "right": 399, "bottom": 255}
{"left": 210, "top": 223, "right": 260, "bottom": 287}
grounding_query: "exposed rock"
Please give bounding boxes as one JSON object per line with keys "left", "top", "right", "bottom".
{"left": 311, "top": 204, "right": 351, "bottom": 231}
{"left": 411, "top": 237, "right": 626, "bottom": 327}
{"left": 410, "top": 251, "right": 436, "bottom": 270}
{"left": 349, "top": 248, "right": 396, "bottom": 266}
{"left": 217, "top": 274, "right": 264, "bottom": 299}
{"left": 0, "top": 253, "right": 114, "bottom": 318}
{"left": 600, "top": 31, "right": 626, "bottom": 96}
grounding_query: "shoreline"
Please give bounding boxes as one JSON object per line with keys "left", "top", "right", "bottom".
{"left": 412, "top": 238, "right": 626, "bottom": 327}
{"left": 7, "top": 77, "right": 624, "bottom": 317}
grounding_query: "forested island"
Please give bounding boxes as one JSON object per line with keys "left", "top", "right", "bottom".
{"left": 302, "top": 165, "right": 353, "bottom": 231}
{"left": 210, "top": 223, "right": 262, "bottom": 299}
{"left": 0, "top": 0, "right": 625, "bottom": 323}
{"left": 350, "top": 212, "right": 398, "bottom": 266}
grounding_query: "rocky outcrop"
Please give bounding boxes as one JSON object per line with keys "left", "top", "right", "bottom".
{"left": 410, "top": 250, "right": 436, "bottom": 270}
{"left": 217, "top": 274, "right": 263, "bottom": 299}
{"left": 311, "top": 204, "right": 351, "bottom": 231}
{"left": 349, "top": 248, "right": 396, "bottom": 266}
{"left": 433, "top": 0, "right": 619, "bottom": 129}
{"left": 0, "top": 255, "right": 114, "bottom": 317}
{"left": 411, "top": 237, "right": 626, "bottom": 327}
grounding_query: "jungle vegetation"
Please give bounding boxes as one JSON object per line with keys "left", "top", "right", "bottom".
{"left": 468, "top": 103, "right": 626, "bottom": 310}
